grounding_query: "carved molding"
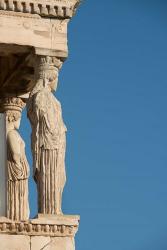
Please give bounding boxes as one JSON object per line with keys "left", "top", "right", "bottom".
{"left": 0, "top": 219, "right": 79, "bottom": 237}
{"left": 0, "top": 0, "right": 80, "bottom": 18}
{"left": 38, "top": 56, "right": 63, "bottom": 69}
{"left": 0, "top": 97, "right": 25, "bottom": 112}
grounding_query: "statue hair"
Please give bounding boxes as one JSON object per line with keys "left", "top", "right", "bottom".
{"left": 6, "top": 110, "right": 21, "bottom": 123}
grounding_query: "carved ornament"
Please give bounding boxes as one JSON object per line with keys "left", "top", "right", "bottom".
{"left": 0, "top": 0, "right": 80, "bottom": 18}
{"left": 0, "top": 217, "right": 79, "bottom": 237}
{"left": 0, "top": 97, "right": 25, "bottom": 112}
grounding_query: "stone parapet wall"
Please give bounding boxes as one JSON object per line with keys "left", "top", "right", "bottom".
{"left": 0, "top": 216, "right": 79, "bottom": 249}
{"left": 0, "top": 235, "right": 75, "bottom": 250}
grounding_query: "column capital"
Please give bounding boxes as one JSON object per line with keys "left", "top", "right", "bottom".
{"left": 0, "top": 97, "right": 25, "bottom": 113}
{"left": 35, "top": 55, "right": 63, "bottom": 71}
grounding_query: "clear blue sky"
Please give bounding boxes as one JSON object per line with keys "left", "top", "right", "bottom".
{"left": 20, "top": 1, "right": 167, "bottom": 249}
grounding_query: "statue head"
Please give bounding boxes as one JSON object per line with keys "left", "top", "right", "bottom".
{"left": 31, "top": 56, "right": 62, "bottom": 96}
{"left": 6, "top": 110, "right": 21, "bottom": 130}
{"left": 0, "top": 97, "right": 25, "bottom": 131}
{"left": 45, "top": 68, "right": 59, "bottom": 92}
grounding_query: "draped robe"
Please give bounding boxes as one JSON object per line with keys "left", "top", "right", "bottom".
{"left": 7, "top": 130, "right": 30, "bottom": 221}
{"left": 28, "top": 87, "right": 66, "bottom": 214}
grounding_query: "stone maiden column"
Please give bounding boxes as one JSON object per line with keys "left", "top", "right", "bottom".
{"left": 0, "top": 97, "right": 30, "bottom": 221}
{"left": 0, "top": 110, "right": 7, "bottom": 217}
{"left": 27, "top": 56, "right": 66, "bottom": 215}
{"left": 0, "top": 95, "right": 79, "bottom": 250}
{"left": 0, "top": 0, "right": 81, "bottom": 248}
{"left": 27, "top": 55, "right": 80, "bottom": 249}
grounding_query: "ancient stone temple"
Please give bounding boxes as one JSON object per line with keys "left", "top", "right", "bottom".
{"left": 0, "top": 1, "right": 80, "bottom": 249}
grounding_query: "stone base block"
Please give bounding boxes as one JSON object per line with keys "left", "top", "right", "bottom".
{"left": 0, "top": 235, "right": 75, "bottom": 250}
{"left": 31, "top": 236, "right": 75, "bottom": 250}
{"left": 0, "top": 215, "right": 79, "bottom": 250}
{"left": 0, "top": 235, "right": 30, "bottom": 250}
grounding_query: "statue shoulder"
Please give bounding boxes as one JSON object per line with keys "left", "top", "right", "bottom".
{"left": 52, "top": 95, "right": 62, "bottom": 109}
{"left": 34, "top": 89, "right": 52, "bottom": 113}
{"left": 7, "top": 130, "right": 21, "bottom": 153}
{"left": 7, "top": 130, "right": 19, "bottom": 140}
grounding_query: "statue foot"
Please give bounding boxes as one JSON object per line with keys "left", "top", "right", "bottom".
{"left": 56, "top": 209, "right": 63, "bottom": 215}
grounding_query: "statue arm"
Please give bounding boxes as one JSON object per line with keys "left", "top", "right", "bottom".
{"left": 36, "top": 92, "right": 57, "bottom": 134}
{"left": 7, "top": 131, "right": 21, "bottom": 165}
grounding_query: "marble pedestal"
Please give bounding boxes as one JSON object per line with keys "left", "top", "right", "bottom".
{"left": 0, "top": 215, "right": 79, "bottom": 250}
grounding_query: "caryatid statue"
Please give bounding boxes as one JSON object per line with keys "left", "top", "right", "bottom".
{"left": 3, "top": 97, "right": 30, "bottom": 221}
{"left": 27, "top": 56, "right": 67, "bottom": 215}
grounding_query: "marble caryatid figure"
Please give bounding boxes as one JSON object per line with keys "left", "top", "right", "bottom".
{"left": 27, "top": 56, "right": 67, "bottom": 215}
{"left": 0, "top": 0, "right": 80, "bottom": 248}
{"left": 4, "top": 97, "right": 30, "bottom": 221}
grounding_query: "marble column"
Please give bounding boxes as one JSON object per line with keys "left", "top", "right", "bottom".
{"left": 27, "top": 55, "right": 66, "bottom": 215}
{"left": 0, "top": 97, "right": 30, "bottom": 221}
{"left": 0, "top": 113, "right": 7, "bottom": 217}
{"left": 0, "top": 0, "right": 81, "bottom": 248}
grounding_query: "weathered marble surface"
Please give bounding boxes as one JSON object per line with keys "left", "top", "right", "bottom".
{"left": 0, "top": 215, "right": 79, "bottom": 237}
{"left": 0, "top": 0, "right": 80, "bottom": 96}
{"left": 0, "top": 235, "right": 75, "bottom": 250}
{"left": 0, "top": 97, "right": 30, "bottom": 221}
{"left": 0, "top": 12, "right": 69, "bottom": 56}
{"left": 31, "top": 236, "right": 75, "bottom": 250}
{"left": 0, "top": 114, "right": 7, "bottom": 217}
{"left": 0, "top": 235, "right": 30, "bottom": 250}
{"left": 6, "top": 116, "right": 30, "bottom": 221}
{"left": 0, "top": 0, "right": 79, "bottom": 18}
{"left": 0, "top": 215, "right": 79, "bottom": 249}
{"left": 27, "top": 56, "right": 66, "bottom": 215}
{"left": 0, "top": 0, "right": 80, "bottom": 248}
{"left": 0, "top": 0, "right": 79, "bottom": 55}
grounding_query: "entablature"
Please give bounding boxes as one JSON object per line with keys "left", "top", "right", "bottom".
{"left": 0, "top": 0, "right": 80, "bottom": 18}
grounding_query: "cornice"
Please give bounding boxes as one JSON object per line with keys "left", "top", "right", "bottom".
{"left": 0, "top": 0, "right": 80, "bottom": 18}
